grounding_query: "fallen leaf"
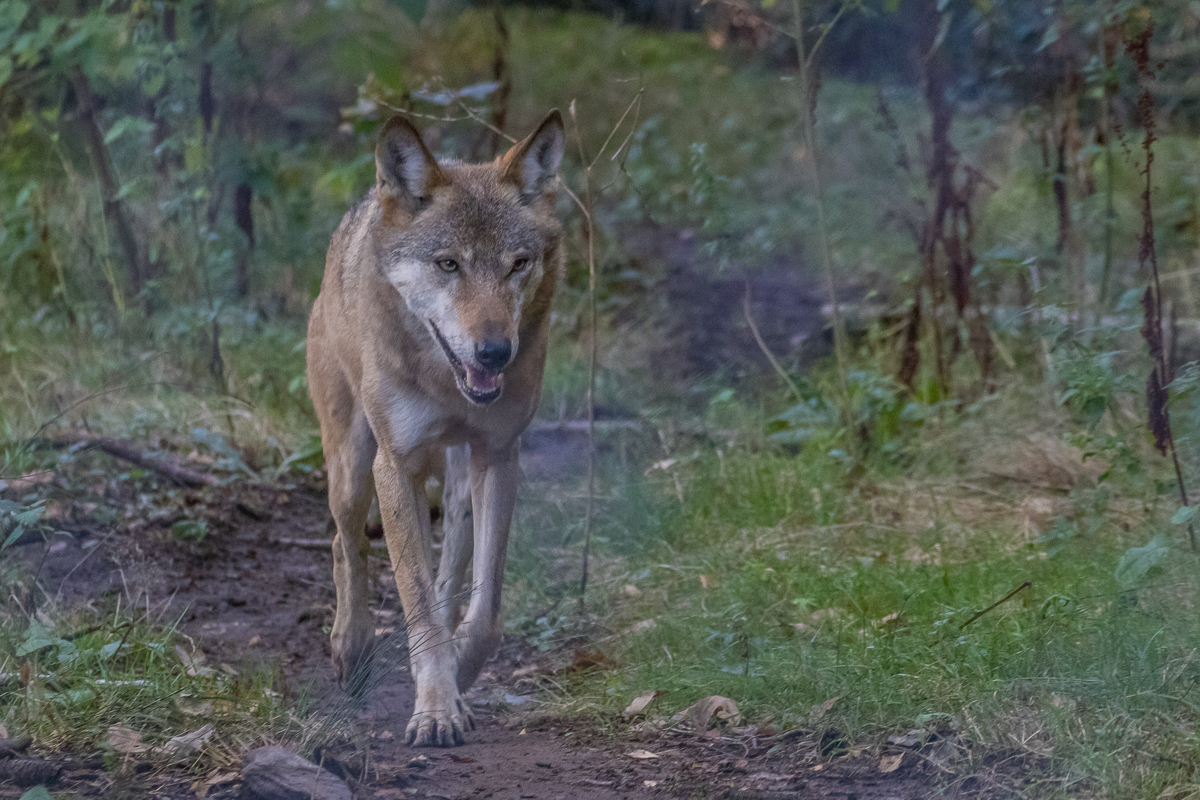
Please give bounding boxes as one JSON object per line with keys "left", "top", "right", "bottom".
{"left": 175, "top": 645, "right": 212, "bottom": 677}
{"left": 518, "top": 728, "right": 526, "bottom": 735}
{"left": 629, "top": 619, "right": 657, "bottom": 635}
{"left": 699, "top": 575, "right": 710, "bottom": 590}
{"left": 377, "top": 730, "right": 393, "bottom": 740}
{"left": 205, "top": 771, "right": 238, "bottom": 786}
{"left": 877, "top": 611, "right": 903, "bottom": 626}
{"left": 160, "top": 723, "right": 215, "bottom": 761}
{"left": 623, "top": 690, "right": 666, "bottom": 720}
{"left": 569, "top": 647, "right": 611, "bottom": 672}
{"left": 176, "top": 696, "right": 213, "bottom": 717}
{"left": 679, "top": 695, "right": 740, "bottom": 731}
{"left": 512, "top": 661, "right": 553, "bottom": 679}
{"left": 450, "top": 754, "right": 475, "bottom": 763}
{"left": 106, "top": 725, "right": 149, "bottom": 754}
{"left": 626, "top": 749, "right": 659, "bottom": 759}
{"left": 644, "top": 780, "right": 660, "bottom": 787}
{"left": 194, "top": 769, "right": 238, "bottom": 797}
{"left": 0, "top": 723, "right": 7, "bottom": 738}
{"left": 247, "top": 636, "right": 261, "bottom": 647}
{"left": 624, "top": 584, "right": 642, "bottom": 597}
{"left": 887, "top": 729, "right": 925, "bottom": 748}
{"left": 821, "top": 696, "right": 840, "bottom": 713}
{"left": 879, "top": 753, "right": 903, "bottom": 773}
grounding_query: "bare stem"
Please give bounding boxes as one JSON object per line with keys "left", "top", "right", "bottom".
{"left": 792, "top": 0, "right": 851, "bottom": 426}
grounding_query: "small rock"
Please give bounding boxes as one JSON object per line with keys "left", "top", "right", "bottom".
{"left": 0, "top": 736, "right": 33, "bottom": 758}
{"left": 242, "top": 746, "right": 352, "bottom": 800}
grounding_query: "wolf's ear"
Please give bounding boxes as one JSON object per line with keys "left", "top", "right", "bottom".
{"left": 376, "top": 116, "right": 448, "bottom": 212}
{"left": 500, "top": 110, "right": 565, "bottom": 202}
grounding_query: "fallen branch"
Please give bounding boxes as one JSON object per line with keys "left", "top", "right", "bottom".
{"left": 30, "top": 434, "right": 217, "bottom": 487}
{"left": 273, "top": 538, "right": 387, "bottom": 550}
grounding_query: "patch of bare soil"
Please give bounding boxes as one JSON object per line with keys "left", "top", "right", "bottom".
{"left": 7, "top": 471, "right": 970, "bottom": 800}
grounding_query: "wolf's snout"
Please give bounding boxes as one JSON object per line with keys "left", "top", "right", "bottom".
{"left": 474, "top": 338, "right": 512, "bottom": 371}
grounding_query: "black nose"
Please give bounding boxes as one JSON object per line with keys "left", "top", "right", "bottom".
{"left": 475, "top": 338, "right": 512, "bottom": 370}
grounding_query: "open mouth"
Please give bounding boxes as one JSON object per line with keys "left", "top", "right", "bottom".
{"left": 429, "top": 322, "right": 504, "bottom": 405}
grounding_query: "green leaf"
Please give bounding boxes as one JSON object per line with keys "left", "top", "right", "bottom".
{"left": 1036, "top": 22, "right": 1059, "bottom": 53}
{"left": 1172, "top": 506, "right": 1197, "bottom": 526}
{"left": 2, "top": 524, "right": 25, "bottom": 550}
{"left": 17, "top": 620, "right": 63, "bottom": 656}
{"left": 14, "top": 505, "right": 43, "bottom": 526}
{"left": 0, "top": 55, "right": 12, "bottom": 88}
{"left": 20, "top": 787, "right": 55, "bottom": 800}
{"left": 1114, "top": 533, "right": 1171, "bottom": 589}
{"left": 103, "top": 116, "right": 154, "bottom": 145}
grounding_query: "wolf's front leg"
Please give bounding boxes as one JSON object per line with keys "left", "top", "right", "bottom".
{"left": 454, "top": 441, "right": 520, "bottom": 692}
{"left": 373, "top": 449, "right": 475, "bottom": 747}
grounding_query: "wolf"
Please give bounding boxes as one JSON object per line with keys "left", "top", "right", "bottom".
{"left": 306, "top": 111, "right": 565, "bottom": 747}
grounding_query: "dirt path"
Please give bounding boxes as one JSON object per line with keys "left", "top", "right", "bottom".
{"left": 16, "top": 469, "right": 946, "bottom": 800}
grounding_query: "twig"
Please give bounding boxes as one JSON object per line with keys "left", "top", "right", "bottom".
{"left": 744, "top": 279, "right": 802, "bottom": 401}
{"left": 791, "top": 0, "right": 852, "bottom": 430}
{"left": 960, "top": 581, "right": 1031, "bottom": 629}
{"left": 569, "top": 101, "right": 599, "bottom": 613}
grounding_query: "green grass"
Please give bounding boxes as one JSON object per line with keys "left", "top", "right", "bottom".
{"left": 507, "top": 377, "right": 1200, "bottom": 799}
{"left": 0, "top": 595, "right": 306, "bottom": 776}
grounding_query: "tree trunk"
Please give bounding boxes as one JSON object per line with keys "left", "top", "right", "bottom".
{"left": 70, "top": 66, "right": 145, "bottom": 299}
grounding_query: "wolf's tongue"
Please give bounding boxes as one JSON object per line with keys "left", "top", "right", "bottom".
{"left": 465, "top": 365, "right": 502, "bottom": 393}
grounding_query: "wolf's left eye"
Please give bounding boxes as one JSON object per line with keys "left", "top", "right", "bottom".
{"left": 436, "top": 259, "right": 459, "bottom": 273}
{"left": 511, "top": 257, "right": 530, "bottom": 274}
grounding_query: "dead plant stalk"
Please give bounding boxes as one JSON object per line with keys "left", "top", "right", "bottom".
{"left": 791, "top": 0, "right": 851, "bottom": 419}
{"left": 1126, "top": 16, "right": 1194, "bottom": 550}
{"left": 563, "top": 93, "right": 643, "bottom": 610}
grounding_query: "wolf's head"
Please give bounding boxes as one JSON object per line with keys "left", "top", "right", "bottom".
{"left": 370, "top": 111, "right": 565, "bottom": 405}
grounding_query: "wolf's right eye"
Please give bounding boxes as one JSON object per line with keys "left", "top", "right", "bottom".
{"left": 435, "top": 259, "right": 459, "bottom": 273}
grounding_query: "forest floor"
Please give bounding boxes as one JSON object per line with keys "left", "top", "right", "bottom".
{"left": 0, "top": 431, "right": 971, "bottom": 800}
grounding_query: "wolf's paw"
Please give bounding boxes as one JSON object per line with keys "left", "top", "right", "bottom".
{"left": 331, "top": 627, "right": 375, "bottom": 694}
{"left": 405, "top": 693, "right": 476, "bottom": 747}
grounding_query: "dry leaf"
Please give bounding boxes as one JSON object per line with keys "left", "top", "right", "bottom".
{"left": 0, "top": 723, "right": 8, "bottom": 738}
{"left": 644, "top": 780, "right": 660, "bottom": 787}
{"left": 194, "top": 769, "right": 238, "bottom": 798}
{"left": 160, "top": 723, "right": 214, "bottom": 761}
{"left": 622, "top": 690, "right": 666, "bottom": 720}
{"left": 569, "top": 647, "right": 611, "bottom": 672}
{"left": 205, "top": 771, "right": 238, "bottom": 786}
{"left": 247, "top": 636, "right": 261, "bottom": 646}
{"left": 879, "top": 753, "right": 903, "bottom": 773}
{"left": 821, "top": 696, "right": 840, "bottom": 712}
{"left": 106, "top": 725, "right": 149, "bottom": 754}
{"left": 626, "top": 749, "right": 660, "bottom": 759}
{"left": 680, "top": 695, "right": 741, "bottom": 731}
{"left": 699, "top": 575, "right": 710, "bottom": 590}
{"left": 176, "top": 697, "right": 213, "bottom": 717}
{"left": 623, "top": 584, "right": 642, "bottom": 597}
{"left": 629, "top": 619, "right": 657, "bottom": 635}
{"left": 175, "top": 645, "right": 212, "bottom": 677}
